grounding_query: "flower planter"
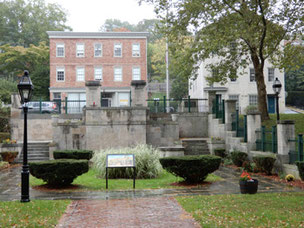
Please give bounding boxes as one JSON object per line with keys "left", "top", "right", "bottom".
{"left": 1, "top": 151, "right": 18, "bottom": 163}
{"left": 239, "top": 179, "right": 258, "bottom": 194}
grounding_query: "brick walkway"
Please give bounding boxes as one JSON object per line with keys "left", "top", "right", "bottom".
{"left": 56, "top": 197, "right": 200, "bottom": 228}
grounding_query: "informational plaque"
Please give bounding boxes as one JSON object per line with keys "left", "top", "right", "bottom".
{"left": 106, "top": 154, "right": 135, "bottom": 168}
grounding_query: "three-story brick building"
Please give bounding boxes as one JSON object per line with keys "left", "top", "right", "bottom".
{"left": 47, "top": 31, "right": 148, "bottom": 109}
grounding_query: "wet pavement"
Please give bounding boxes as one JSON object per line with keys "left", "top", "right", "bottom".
{"left": 0, "top": 165, "right": 302, "bottom": 201}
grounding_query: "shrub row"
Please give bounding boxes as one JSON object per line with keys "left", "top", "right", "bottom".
{"left": 159, "top": 155, "right": 221, "bottom": 183}
{"left": 286, "top": 91, "right": 304, "bottom": 108}
{"left": 53, "top": 150, "right": 93, "bottom": 160}
{"left": 296, "top": 161, "right": 304, "bottom": 181}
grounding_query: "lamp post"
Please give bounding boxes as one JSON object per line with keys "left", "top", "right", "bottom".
{"left": 272, "top": 77, "right": 282, "bottom": 122}
{"left": 18, "top": 70, "right": 34, "bottom": 203}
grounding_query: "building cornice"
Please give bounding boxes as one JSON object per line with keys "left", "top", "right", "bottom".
{"left": 47, "top": 31, "right": 149, "bottom": 39}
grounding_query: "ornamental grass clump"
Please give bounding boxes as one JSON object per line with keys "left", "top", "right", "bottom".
{"left": 92, "top": 144, "right": 163, "bottom": 179}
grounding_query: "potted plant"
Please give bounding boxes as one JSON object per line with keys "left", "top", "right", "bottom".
{"left": 239, "top": 171, "right": 258, "bottom": 194}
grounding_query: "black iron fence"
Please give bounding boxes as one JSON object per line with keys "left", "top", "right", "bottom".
{"left": 255, "top": 126, "right": 277, "bottom": 153}
{"left": 288, "top": 134, "right": 304, "bottom": 164}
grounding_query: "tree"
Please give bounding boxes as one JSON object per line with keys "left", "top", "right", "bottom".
{"left": 142, "top": 0, "right": 304, "bottom": 120}
{"left": 0, "top": 42, "right": 50, "bottom": 99}
{"left": 0, "top": 0, "right": 71, "bottom": 47}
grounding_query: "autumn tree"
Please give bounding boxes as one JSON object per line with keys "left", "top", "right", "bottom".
{"left": 142, "top": 0, "right": 304, "bottom": 120}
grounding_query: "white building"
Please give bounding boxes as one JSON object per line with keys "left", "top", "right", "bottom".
{"left": 189, "top": 58, "right": 286, "bottom": 114}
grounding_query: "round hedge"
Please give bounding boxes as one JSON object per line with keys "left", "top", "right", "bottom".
{"left": 29, "top": 159, "right": 89, "bottom": 186}
{"left": 159, "top": 155, "right": 221, "bottom": 183}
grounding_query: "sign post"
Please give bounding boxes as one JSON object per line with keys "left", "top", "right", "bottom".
{"left": 106, "top": 154, "right": 136, "bottom": 189}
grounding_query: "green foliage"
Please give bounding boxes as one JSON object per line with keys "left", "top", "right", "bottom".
{"left": 0, "top": 79, "right": 17, "bottom": 104}
{"left": 296, "top": 161, "right": 304, "bottom": 181}
{"left": 0, "top": 0, "right": 71, "bottom": 47}
{"left": 0, "top": 200, "right": 70, "bottom": 227}
{"left": 286, "top": 91, "right": 304, "bottom": 108}
{"left": 92, "top": 144, "right": 163, "bottom": 179}
{"left": 159, "top": 155, "right": 221, "bottom": 183}
{"left": 0, "top": 106, "right": 10, "bottom": 133}
{"left": 253, "top": 155, "right": 276, "bottom": 175}
{"left": 231, "top": 151, "right": 248, "bottom": 167}
{"left": 285, "top": 65, "right": 304, "bottom": 92}
{"left": 53, "top": 150, "right": 93, "bottom": 160}
{"left": 213, "top": 148, "right": 226, "bottom": 158}
{"left": 244, "top": 105, "right": 259, "bottom": 114}
{"left": 29, "top": 159, "right": 89, "bottom": 186}
{"left": 0, "top": 133, "right": 9, "bottom": 142}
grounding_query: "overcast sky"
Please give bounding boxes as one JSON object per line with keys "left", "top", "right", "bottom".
{"left": 45, "top": 0, "right": 157, "bottom": 32}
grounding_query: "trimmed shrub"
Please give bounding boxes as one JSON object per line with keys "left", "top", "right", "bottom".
{"left": 296, "top": 161, "right": 304, "bottom": 181}
{"left": 92, "top": 144, "right": 163, "bottom": 179}
{"left": 159, "top": 155, "right": 221, "bottom": 183}
{"left": 214, "top": 148, "right": 226, "bottom": 158}
{"left": 253, "top": 155, "right": 276, "bottom": 175}
{"left": 29, "top": 159, "right": 89, "bottom": 186}
{"left": 231, "top": 151, "right": 248, "bottom": 167}
{"left": 53, "top": 150, "right": 93, "bottom": 160}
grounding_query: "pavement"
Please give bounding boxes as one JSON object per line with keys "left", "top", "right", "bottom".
{"left": 0, "top": 165, "right": 302, "bottom": 227}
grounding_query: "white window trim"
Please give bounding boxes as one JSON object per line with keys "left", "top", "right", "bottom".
{"left": 249, "top": 94, "right": 258, "bottom": 106}
{"left": 94, "top": 43, "right": 102, "bottom": 57}
{"left": 132, "top": 66, "right": 141, "bottom": 80}
{"left": 76, "top": 67, "right": 85, "bottom": 82}
{"left": 132, "top": 43, "right": 140, "bottom": 57}
{"left": 268, "top": 68, "right": 275, "bottom": 82}
{"left": 56, "top": 43, "right": 65, "bottom": 57}
{"left": 56, "top": 67, "right": 65, "bottom": 82}
{"left": 76, "top": 43, "right": 85, "bottom": 58}
{"left": 94, "top": 66, "right": 103, "bottom": 81}
{"left": 114, "top": 43, "right": 122, "bottom": 57}
{"left": 114, "top": 66, "right": 123, "bottom": 81}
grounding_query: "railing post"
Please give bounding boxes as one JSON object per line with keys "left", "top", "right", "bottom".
{"left": 188, "top": 95, "right": 191, "bottom": 113}
{"left": 236, "top": 110, "right": 239, "bottom": 137}
{"left": 65, "top": 97, "right": 68, "bottom": 114}
{"left": 129, "top": 90, "right": 132, "bottom": 107}
{"left": 272, "top": 126, "right": 277, "bottom": 153}
{"left": 298, "top": 134, "right": 303, "bottom": 161}
{"left": 261, "top": 126, "right": 266, "bottom": 151}
{"left": 244, "top": 115, "right": 247, "bottom": 142}
{"left": 39, "top": 98, "right": 42, "bottom": 113}
{"left": 222, "top": 99, "right": 225, "bottom": 123}
{"left": 163, "top": 96, "right": 166, "bottom": 113}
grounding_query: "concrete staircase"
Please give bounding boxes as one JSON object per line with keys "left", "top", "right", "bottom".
{"left": 18, "top": 142, "right": 50, "bottom": 162}
{"left": 181, "top": 138, "right": 210, "bottom": 155}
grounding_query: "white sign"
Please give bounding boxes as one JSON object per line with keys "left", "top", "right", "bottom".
{"left": 106, "top": 154, "right": 135, "bottom": 168}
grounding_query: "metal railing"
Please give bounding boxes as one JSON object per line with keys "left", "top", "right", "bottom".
{"left": 255, "top": 126, "right": 277, "bottom": 153}
{"left": 212, "top": 98, "right": 225, "bottom": 123}
{"left": 289, "top": 134, "right": 304, "bottom": 164}
{"left": 231, "top": 111, "right": 247, "bottom": 142}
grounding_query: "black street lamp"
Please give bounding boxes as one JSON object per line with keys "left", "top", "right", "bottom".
{"left": 18, "top": 70, "right": 34, "bottom": 203}
{"left": 272, "top": 77, "right": 282, "bottom": 122}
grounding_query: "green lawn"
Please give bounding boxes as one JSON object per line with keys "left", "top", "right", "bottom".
{"left": 178, "top": 192, "right": 304, "bottom": 227}
{"left": 0, "top": 200, "right": 70, "bottom": 227}
{"left": 30, "top": 169, "right": 222, "bottom": 191}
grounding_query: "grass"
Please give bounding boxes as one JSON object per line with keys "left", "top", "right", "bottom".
{"left": 0, "top": 200, "right": 70, "bottom": 227}
{"left": 177, "top": 192, "right": 304, "bottom": 227}
{"left": 30, "top": 169, "right": 222, "bottom": 191}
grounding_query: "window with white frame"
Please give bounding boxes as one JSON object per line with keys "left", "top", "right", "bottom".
{"left": 229, "top": 94, "right": 239, "bottom": 110}
{"left": 56, "top": 67, "right": 65, "bottom": 81}
{"left": 76, "top": 67, "right": 85, "bottom": 81}
{"left": 114, "top": 67, "right": 122, "bottom": 81}
{"left": 249, "top": 94, "right": 258, "bottom": 106}
{"left": 56, "top": 44, "right": 64, "bottom": 57}
{"left": 94, "top": 43, "right": 102, "bottom": 57}
{"left": 249, "top": 68, "right": 255, "bottom": 82}
{"left": 53, "top": 93, "right": 61, "bottom": 100}
{"left": 76, "top": 44, "right": 84, "bottom": 57}
{"left": 114, "top": 43, "right": 122, "bottom": 57}
{"left": 132, "top": 43, "right": 140, "bottom": 57}
{"left": 268, "top": 68, "right": 274, "bottom": 82}
{"left": 94, "top": 67, "right": 102, "bottom": 80}
{"left": 132, "top": 67, "right": 141, "bottom": 80}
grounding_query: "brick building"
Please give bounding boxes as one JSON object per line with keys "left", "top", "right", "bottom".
{"left": 47, "top": 31, "right": 149, "bottom": 109}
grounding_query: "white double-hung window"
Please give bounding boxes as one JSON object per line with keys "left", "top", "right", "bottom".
{"left": 76, "top": 44, "right": 85, "bottom": 57}
{"left": 56, "top": 67, "right": 65, "bottom": 81}
{"left": 132, "top": 67, "right": 141, "bottom": 80}
{"left": 94, "top": 43, "right": 102, "bottom": 57}
{"left": 94, "top": 67, "right": 103, "bottom": 80}
{"left": 114, "top": 67, "right": 122, "bottom": 81}
{"left": 114, "top": 43, "right": 122, "bottom": 57}
{"left": 76, "top": 67, "right": 85, "bottom": 81}
{"left": 132, "top": 43, "right": 140, "bottom": 57}
{"left": 56, "top": 44, "right": 64, "bottom": 57}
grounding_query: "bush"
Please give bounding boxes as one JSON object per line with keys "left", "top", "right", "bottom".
{"left": 159, "top": 155, "right": 221, "bottom": 183}
{"left": 0, "top": 133, "right": 10, "bottom": 142}
{"left": 296, "top": 161, "right": 304, "bottom": 181}
{"left": 253, "top": 155, "right": 276, "bottom": 175}
{"left": 29, "top": 159, "right": 89, "bottom": 186}
{"left": 92, "top": 144, "right": 163, "bottom": 179}
{"left": 214, "top": 148, "right": 226, "bottom": 158}
{"left": 53, "top": 150, "right": 93, "bottom": 160}
{"left": 231, "top": 151, "right": 248, "bottom": 167}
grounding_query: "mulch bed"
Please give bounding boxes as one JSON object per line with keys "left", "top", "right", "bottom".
{"left": 226, "top": 164, "right": 304, "bottom": 190}
{"left": 170, "top": 181, "right": 212, "bottom": 188}
{"left": 0, "top": 163, "right": 20, "bottom": 171}
{"left": 32, "top": 184, "right": 83, "bottom": 192}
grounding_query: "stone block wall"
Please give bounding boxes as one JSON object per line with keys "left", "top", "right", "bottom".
{"left": 178, "top": 113, "right": 208, "bottom": 138}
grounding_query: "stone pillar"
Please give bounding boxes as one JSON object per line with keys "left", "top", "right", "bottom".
{"left": 277, "top": 120, "right": 295, "bottom": 164}
{"left": 208, "top": 91, "right": 216, "bottom": 114}
{"left": 131, "top": 80, "right": 147, "bottom": 107}
{"left": 247, "top": 112, "right": 261, "bottom": 151}
{"left": 85, "top": 81, "right": 101, "bottom": 108}
{"left": 225, "top": 100, "right": 236, "bottom": 131}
